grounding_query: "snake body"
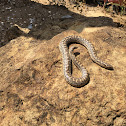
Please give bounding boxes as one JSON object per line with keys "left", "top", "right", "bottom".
{"left": 59, "top": 35, "right": 113, "bottom": 87}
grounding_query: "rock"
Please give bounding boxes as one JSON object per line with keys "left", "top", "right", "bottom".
{"left": 32, "top": 0, "right": 83, "bottom": 7}
{"left": 61, "top": 15, "right": 73, "bottom": 20}
{"left": 114, "top": 117, "right": 126, "bottom": 126}
{"left": 0, "top": 0, "right": 126, "bottom": 125}
{"left": 0, "top": 27, "right": 126, "bottom": 125}
{"left": 28, "top": 24, "right": 33, "bottom": 30}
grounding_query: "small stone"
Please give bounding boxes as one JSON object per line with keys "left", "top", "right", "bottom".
{"left": 61, "top": 15, "right": 73, "bottom": 19}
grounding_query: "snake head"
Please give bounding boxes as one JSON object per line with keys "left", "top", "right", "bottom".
{"left": 106, "top": 64, "right": 114, "bottom": 70}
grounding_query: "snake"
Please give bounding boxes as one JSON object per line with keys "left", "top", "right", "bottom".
{"left": 59, "top": 35, "right": 113, "bottom": 87}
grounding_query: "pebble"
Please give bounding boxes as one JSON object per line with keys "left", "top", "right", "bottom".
{"left": 61, "top": 15, "right": 73, "bottom": 20}
{"left": 1, "top": 22, "right": 4, "bottom": 25}
{"left": 28, "top": 24, "right": 33, "bottom": 29}
{"left": 5, "top": 7, "right": 11, "bottom": 10}
{"left": 48, "top": 11, "right": 51, "bottom": 14}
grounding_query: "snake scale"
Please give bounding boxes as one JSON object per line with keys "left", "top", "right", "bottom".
{"left": 59, "top": 35, "right": 113, "bottom": 87}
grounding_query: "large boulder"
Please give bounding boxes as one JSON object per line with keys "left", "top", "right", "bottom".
{"left": 0, "top": 28, "right": 126, "bottom": 125}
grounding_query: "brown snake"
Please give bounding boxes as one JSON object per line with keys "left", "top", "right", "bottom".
{"left": 59, "top": 35, "right": 113, "bottom": 87}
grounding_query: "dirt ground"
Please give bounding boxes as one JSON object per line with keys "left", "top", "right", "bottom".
{"left": 0, "top": 0, "right": 126, "bottom": 126}
{"left": 0, "top": 0, "right": 126, "bottom": 46}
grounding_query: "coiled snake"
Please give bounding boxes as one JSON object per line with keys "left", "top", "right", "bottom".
{"left": 59, "top": 35, "right": 113, "bottom": 87}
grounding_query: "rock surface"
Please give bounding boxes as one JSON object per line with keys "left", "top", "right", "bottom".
{"left": 0, "top": 0, "right": 126, "bottom": 126}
